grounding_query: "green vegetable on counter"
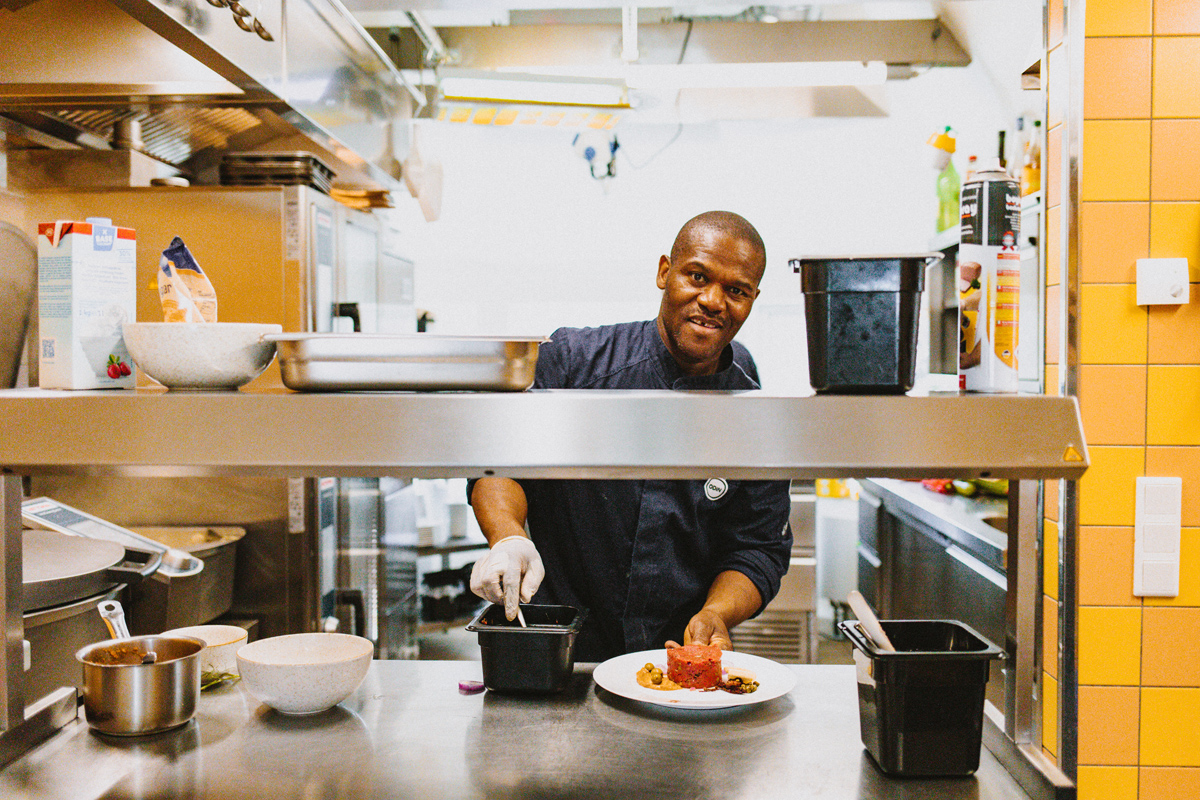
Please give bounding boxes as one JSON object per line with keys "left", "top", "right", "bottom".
{"left": 952, "top": 480, "right": 979, "bottom": 497}
{"left": 200, "top": 671, "right": 240, "bottom": 691}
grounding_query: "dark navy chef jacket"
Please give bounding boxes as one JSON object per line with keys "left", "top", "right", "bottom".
{"left": 468, "top": 319, "right": 793, "bottom": 662}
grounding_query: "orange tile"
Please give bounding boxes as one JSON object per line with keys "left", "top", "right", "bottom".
{"left": 1045, "top": 365, "right": 1060, "bottom": 397}
{"left": 1082, "top": 121, "right": 1152, "bottom": 201}
{"left": 1080, "top": 284, "right": 1147, "bottom": 364}
{"left": 1079, "top": 446, "right": 1144, "bottom": 526}
{"left": 1156, "top": 0, "right": 1200, "bottom": 34}
{"left": 1085, "top": 38, "right": 1152, "bottom": 119}
{"left": 1153, "top": 37, "right": 1200, "bottom": 118}
{"left": 1086, "top": 0, "right": 1152, "bottom": 35}
{"left": 1079, "top": 202, "right": 1149, "bottom": 284}
{"left": 1079, "top": 685, "right": 1141, "bottom": 764}
{"left": 1148, "top": 449, "right": 1200, "bottom": 527}
{"left": 1143, "top": 607, "right": 1200, "bottom": 686}
{"left": 1144, "top": 528, "right": 1200, "bottom": 607}
{"left": 1147, "top": 367, "right": 1200, "bottom": 444}
{"left": 1148, "top": 300, "right": 1200, "bottom": 363}
{"left": 1151, "top": 120, "right": 1200, "bottom": 201}
{"left": 1046, "top": 205, "right": 1062, "bottom": 286}
{"left": 1149, "top": 202, "right": 1200, "bottom": 271}
{"left": 1044, "top": 671, "right": 1059, "bottom": 756}
{"left": 1044, "top": 595, "right": 1059, "bottom": 680}
{"left": 1077, "top": 766, "right": 1138, "bottom": 800}
{"left": 1141, "top": 687, "right": 1200, "bottom": 765}
{"left": 1045, "top": 517, "right": 1060, "bottom": 600}
{"left": 1045, "top": 283, "right": 1061, "bottom": 366}
{"left": 1048, "top": 43, "right": 1066, "bottom": 131}
{"left": 1140, "top": 767, "right": 1200, "bottom": 800}
{"left": 1079, "top": 606, "right": 1142, "bottom": 685}
{"left": 1048, "top": 123, "right": 1062, "bottom": 204}
{"left": 1079, "top": 526, "right": 1139, "bottom": 605}
{"left": 1045, "top": 477, "right": 1060, "bottom": 520}
{"left": 1080, "top": 365, "right": 1147, "bottom": 445}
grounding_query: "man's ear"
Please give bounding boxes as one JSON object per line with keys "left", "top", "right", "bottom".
{"left": 656, "top": 255, "right": 671, "bottom": 290}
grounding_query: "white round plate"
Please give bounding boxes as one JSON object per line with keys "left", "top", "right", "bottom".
{"left": 592, "top": 650, "right": 797, "bottom": 710}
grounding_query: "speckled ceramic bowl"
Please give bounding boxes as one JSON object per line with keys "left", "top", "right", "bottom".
{"left": 122, "top": 322, "right": 281, "bottom": 390}
{"left": 163, "top": 624, "right": 248, "bottom": 676}
{"left": 236, "top": 633, "right": 373, "bottom": 715}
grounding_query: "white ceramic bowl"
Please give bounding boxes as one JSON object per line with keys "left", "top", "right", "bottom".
{"left": 122, "top": 322, "right": 282, "bottom": 390}
{"left": 236, "top": 633, "right": 373, "bottom": 715}
{"left": 162, "top": 624, "right": 248, "bottom": 676}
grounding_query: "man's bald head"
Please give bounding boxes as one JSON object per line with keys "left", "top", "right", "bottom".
{"left": 670, "top": 211, "right": 766, "bottom": 282}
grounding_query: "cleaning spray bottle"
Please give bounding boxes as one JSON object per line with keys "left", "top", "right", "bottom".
{"left": 928, "top": 126, "right": 960, "bottom": 233}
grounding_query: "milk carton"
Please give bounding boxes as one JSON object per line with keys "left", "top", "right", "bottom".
{"left": 37, "top": 218, "right": 137, "bottom": 389}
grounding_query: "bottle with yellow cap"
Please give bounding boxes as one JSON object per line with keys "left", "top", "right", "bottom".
{"left": 928, "top": 126, "right": 961, "bottom": 233}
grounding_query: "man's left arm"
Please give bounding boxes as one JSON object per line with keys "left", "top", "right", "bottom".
{"left": 682, "top": 570, "right": 763, "bottom": 649}
{"left": 684, "top": 479, "right": 793, "bottom": 650}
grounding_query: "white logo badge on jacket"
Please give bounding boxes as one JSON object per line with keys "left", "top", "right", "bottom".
{"left": 704, "top": 478, "right": 728, "bottom": 501}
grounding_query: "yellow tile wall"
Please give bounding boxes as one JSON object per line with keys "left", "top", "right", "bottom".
{"left": 1068, "top": 0, "right": 1200, "bottom": 791}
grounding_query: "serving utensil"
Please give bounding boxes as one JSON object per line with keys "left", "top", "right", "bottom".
{"left": 847, "top": 590, "right": 896, "bottom": 652}
{"left": 99, "top": 599, "right": 155, "bottom": 662}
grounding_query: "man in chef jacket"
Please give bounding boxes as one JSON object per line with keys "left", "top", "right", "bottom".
{"left": 468, "top": 211, "right": 793, "bottom": 663}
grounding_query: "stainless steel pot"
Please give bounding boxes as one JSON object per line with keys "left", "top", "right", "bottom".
{"left": 75, "top": 601, "right": 204, "bottom": 736}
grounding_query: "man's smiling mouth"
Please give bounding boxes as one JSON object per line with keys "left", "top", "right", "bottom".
{"left": 688, "top": 316, "right": 722, "bottom": 330}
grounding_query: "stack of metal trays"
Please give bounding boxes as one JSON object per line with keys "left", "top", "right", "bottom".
{"left": 219, "top": 151, "right": 335, "bottom": 194}
{"left": 266, "top": 333, "right": 546, "bottom": 392}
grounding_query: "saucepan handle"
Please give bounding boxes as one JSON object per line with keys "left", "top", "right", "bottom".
{"left": 98, "top": 599, "right": 131, "bottom": 640}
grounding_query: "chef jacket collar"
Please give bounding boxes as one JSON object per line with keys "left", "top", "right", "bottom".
{"left": 649, "top": 322, "right": 750, "bottom": 390}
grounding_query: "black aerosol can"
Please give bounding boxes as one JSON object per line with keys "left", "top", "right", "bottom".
{"left": 958, "top": 158, "right": 1021, "bottom": 393}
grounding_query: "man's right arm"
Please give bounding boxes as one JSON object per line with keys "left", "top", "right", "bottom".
{"left": 468, "top": 477, "right": 544, "bottom": 619}
{"left": 469, "top": 477, "right": 530, "bottom": 544}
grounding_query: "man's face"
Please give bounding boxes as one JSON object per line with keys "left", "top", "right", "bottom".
{"left": 655, "top": 227, "right": 763, "bottom": 376}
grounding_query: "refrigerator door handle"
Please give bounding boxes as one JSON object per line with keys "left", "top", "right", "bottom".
{"left": 333, "top": 302, "right": 361, "bottom": 332}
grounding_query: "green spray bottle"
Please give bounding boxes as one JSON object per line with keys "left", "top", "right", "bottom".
{"left": 928, "top": 126, "right": 960, "bottom": 233}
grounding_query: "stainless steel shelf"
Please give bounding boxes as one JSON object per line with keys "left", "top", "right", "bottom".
{"left": 0, "top": 388, "right": 1087, "bottom": 480}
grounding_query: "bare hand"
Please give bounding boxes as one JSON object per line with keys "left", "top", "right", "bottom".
{"left": 682, "top": 609, "right": 733, "bottom": 651}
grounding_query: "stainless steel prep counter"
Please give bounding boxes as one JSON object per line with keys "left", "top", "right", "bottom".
{"left": 1, "top": 661, "right": 1032, "bottom": 800}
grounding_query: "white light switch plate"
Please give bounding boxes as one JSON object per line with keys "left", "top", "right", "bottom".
{"left": 1136, "top": 258, "right": 1190, "bottom": 305}
{"left": 1134, "top": 476, "right": 1182, "bottom": 597}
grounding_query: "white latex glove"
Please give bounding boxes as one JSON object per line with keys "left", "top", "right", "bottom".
{"left": 469, "top": 535, "right": 545, "bottom": 621}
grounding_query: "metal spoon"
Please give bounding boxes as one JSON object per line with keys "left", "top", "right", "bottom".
{"left": 98, "top": 600, "right": 157, "bottom": 663}
{"left": 847, "top": 590, "right": 896, "bottom": 652}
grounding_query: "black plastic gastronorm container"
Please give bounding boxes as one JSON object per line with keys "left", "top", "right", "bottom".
{"left": 465, "top": 604, "right": 585, "bottom": 694}
{"left": 838, "top": 618, "right": 1004, "bottom": 777}
{"left": 792, "top": 254, "right": 939, "bottom": 394}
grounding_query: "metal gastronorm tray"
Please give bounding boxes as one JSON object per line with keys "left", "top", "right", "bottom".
{"left": 266, "top": 333, "right": 545, "bottom": 392}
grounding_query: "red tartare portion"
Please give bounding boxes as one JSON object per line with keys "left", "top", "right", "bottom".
{"left": 666, "top": 644, "right": 722, "bottom": 689}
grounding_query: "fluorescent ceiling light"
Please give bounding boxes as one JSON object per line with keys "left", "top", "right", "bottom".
{"left": 496, "top": 61, "right": 889, "bottom": 89}
{"left": 438, "top": 68, "right": 629, "bottom": 107}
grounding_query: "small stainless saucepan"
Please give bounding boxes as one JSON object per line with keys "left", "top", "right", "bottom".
{"left": 75, "top": 600, "right": 205, "bottom": 736}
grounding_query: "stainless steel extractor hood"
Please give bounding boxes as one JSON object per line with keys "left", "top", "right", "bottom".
{"left": 0, "top": 0, "right": 422, "bottom": 189}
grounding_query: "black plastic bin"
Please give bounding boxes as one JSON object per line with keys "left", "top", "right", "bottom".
{"left": 838, "top": 618, "right": 1004, "bottom": 777}
{"left": 465, "top": 604, "right": 585, "bottom": 694}
{"left": 792, "top": 254, "right": 938, "bottom": 394}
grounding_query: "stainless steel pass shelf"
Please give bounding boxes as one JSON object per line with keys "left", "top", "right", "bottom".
{"left": 0, "top": 388, "right": 1087, "bottom": 480}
